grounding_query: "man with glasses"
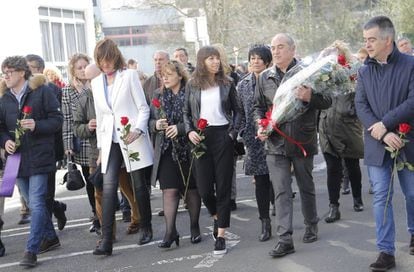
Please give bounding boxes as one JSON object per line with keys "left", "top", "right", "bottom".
{"left": 0, "top": 56, "right": 63, "bottom": 267}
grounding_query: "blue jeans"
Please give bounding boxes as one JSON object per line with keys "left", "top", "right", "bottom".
{"left": 17, "top": 174, "right": 57, "bottom": 254}
{"left": 368, "top": 157, "right": 414, "bottom": 255}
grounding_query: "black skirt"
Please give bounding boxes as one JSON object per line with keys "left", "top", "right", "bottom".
{"left": 158, "top": 147, "right": 196, "bottom": 191}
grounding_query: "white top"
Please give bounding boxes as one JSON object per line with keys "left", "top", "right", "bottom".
{"left": 106, "top": 84, "right": 119, "bottom": 143}
{"left": 200, "top": 86, "right": 228, "bottom": 126}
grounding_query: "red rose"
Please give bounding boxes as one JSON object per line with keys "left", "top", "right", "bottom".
{"left": 197, "top": 118, "right": 208, "bottom": 130}
{"left": 152, "top": 98, "right": 161, "bottom": 109}
{"left": 259, "top": 118, "right": 269, "bottom": 128}
{"left": 120, "top": 116, "right": 129, "bottom": 126}
{"left": 399, "top": 123, "right": 411, "bottom": 134}
{"left": 337, "top": 54, "right": 347, "bottom": 67}
{"left": 22, "top": 106, "right": 32, "bottom": 115}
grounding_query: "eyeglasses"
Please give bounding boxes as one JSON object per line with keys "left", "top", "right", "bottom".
{"left": 2, "top": 70, "right": 17, "bottom": 78}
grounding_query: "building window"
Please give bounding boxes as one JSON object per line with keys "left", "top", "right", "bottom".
{"left": 38, "top": 7, "right": 88, "bottom": 63}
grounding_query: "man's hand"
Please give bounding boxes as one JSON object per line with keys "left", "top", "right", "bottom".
{"left": 295, "top": 85, "right": 311, "bottom": 102}
{"left": 368, "top": 121, "right": 387, "bottom": 140}
{"left": 5, "top": 140, "right": 16, "bottom": 154}
{"left": 256, "top": 126, "right": 268, "bottom": 141}
{"left": 20, "top": 119, "right": 36, "bottom": 131}
{"left": 165, "top": 125, "right": 178, "bottom": 139}
{"left": 383, "top": 132, "right": 404, "bottom": 151}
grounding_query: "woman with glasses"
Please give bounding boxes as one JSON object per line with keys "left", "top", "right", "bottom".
{"left": 150, "top": 60, "right": 201, "bottom": 249}
{"left": 184, "top": 46, "right": 242, "bottom": 255}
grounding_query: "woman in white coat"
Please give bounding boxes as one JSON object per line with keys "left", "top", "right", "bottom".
{"left": 91, "top": 38, "right": 154, "bottom": 256}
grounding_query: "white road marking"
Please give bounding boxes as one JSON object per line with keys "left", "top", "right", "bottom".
{"left": 327, "top": 240, "right": 376, "bottom": 258}
{"left": 313, "top": 161, "right": 326, "bottom": 172}
{"left": 275, "top": 259, "right": 316, "bottom": 272}
{"left": 231, "top": 214, "right": 250, "bottom": 222}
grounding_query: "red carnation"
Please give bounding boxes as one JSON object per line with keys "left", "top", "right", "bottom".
{"left": 399, "top": 123, "right": 411, "bottom": 135}
{"left": 197, "top": 118, "right": 208, "bottom": 130}
{"left": 120, "top": 116, "right": 129, "bottom": 126}
{"left": 152, "top": 98, "right": 161, "bottom": 109}
{"left": 22, "top": 106, "right": 32, "bottom": 115}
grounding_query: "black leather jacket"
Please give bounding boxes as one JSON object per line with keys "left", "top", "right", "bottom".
{"left": 254, "top": 60, "right": 332, "bottom": 157}
{"left": 183, "top": 79, "right": 243, "bottom": 140}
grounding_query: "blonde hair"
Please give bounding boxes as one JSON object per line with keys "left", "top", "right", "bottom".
{"left": 43, "top": 66, "right": 62, "bottom": 81}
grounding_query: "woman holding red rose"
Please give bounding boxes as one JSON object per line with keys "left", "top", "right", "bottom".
{"left": 149, "top": 60, "right": 201, "bottom": 248}
{"left": 184, "top": 46, "right": 242, "bottom": 255}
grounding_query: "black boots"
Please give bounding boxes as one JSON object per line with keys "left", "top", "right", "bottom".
{"left": 0, "top": 217, "right": 4, "bottom": 257}
{"left": 369, "top": 252, "right": 395, "bottom": 271}
{"left": 353, "top": 197, "right": 364, "bottom": 212}
{"left": 259, "top": 218, "right": 271, "bottom": 242}
{"left": 93, "top": 239, "right": 113, "bottom": 256}
{"left": 138, "top": 227, "right": 153, "bottom": 245}
{"left": 410, "top": 235, "right": 414, "bottom": 255}
{"left": 303, "top": 224, "right": 318, "bottom": 243}
{"left": 325, "top": 204, "right": 341, "bottom": 223}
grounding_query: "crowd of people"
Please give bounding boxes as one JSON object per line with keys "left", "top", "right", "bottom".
{"left": 0, "top": 15, "right": 413, "bottom": 272}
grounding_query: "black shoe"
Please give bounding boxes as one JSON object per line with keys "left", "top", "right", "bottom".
{"left": 369, "top": 252, "right": 395, "bottom": 271}
{"left": 122, "top": 211, "right": 131, "bottom": 222}
{"left": 259, "top": 218, "right": 272, "bottom": 242}
{"left": 303, "top": 224, "right": 318, "bottom": 243}
{"left": 212, "top": 219, "right": 218, "bottom": 241}
{"left": 18, "top": 214, "right": 31, "bottom": 225}
{"left": 191, "top": 235, "right": 202, "bottom": 244}
{"left": 54, "top": 202, "right": 67, "bottom": 231}
{"left": 342, "top": 188, "right": 351, "bottom": 195}
{"left": 271, "top": 204, "right": 276, "bottom": 216}
{"left": 93, "top": 239, "right": 112, "bottom": 256}
{"left": 410, "top": 235, "right": 414, "bottom": 255}
{"left": 158, "top": 233, "right": 180, "bottom": 248}
{"left": 269, "top": 242, "right": 295, "bottom": 257}
{"left": 19, "top": 251, "right": 37, "bottom": 267}
{"left": 213, "top": 237, "right": 227, "bottom": 255}
{"left": 39, "top": 236, "right": 61, "bottom": 254}
{"left": 158, "top": 210, "right": 165, "bottom": 216}
{"left": 138, "top": 227, "right": 153, "bottom": 245}
{"left": 353, "top": 197, "right": 364, "bottom": 212}
{"left": 0, "top": 239, "right": 5, "bottom": 257}
{"left": 325, "top": 204, "right": 341, "bottom": 223}
{"left": 230, "top": 199, "right": 237, "bottom": 211}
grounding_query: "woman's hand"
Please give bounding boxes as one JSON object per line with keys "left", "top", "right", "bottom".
{"left": 5, "top": 140, "right": 15, "bottom": 154}
{"left": 188, "top": 131, "right": 202, "bottom": 145}
{"left": 124, "top": 130, "right": 141, "bottom": 145}
{"left": 88, "top": 119, "right": 97, "bottom": 131}
{"left": 165, "top": 125, "right": 178, "bottom": 139}
{"left": 156, "top": 119, "right": 168, "bottom": 130}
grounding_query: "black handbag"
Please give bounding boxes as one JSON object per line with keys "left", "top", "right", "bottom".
{"left": 62, "top": 157, "right": 85, "bottom": 191}
{"left": 89, "top": 164, "right": 103, "bottom": 191}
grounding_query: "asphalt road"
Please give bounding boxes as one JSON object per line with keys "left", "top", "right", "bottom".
{"left": 1, "top": 154, "right": 413, "bottom": 272}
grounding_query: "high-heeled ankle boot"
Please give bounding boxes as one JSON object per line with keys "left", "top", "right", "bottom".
{"left": 158, "top": 233, "right": 180, "bottom": 248}
{"left": 259, "top": 218, "right": 272, "bottom": 241}
{"left": 353, "top": 197, "right": 364, "bottom": 212}
{"left": 93, "top": 239, "right": 112, "bottom": 256}
{"left": 325, "top": 204, "right": 340, "bottom": 223}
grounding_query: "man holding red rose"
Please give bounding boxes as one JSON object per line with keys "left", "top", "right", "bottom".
{"left": 0, "top": 56, "right": 63, "bottom": 267}
{"left": 355, "top": 16, "right": 414, "bottom": 271}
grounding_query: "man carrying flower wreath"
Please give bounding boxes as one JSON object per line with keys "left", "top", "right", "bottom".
{"left": 355, "top": 16, "right": 414, "bottom": 272}
{"left": 254, "top": 33, "right": 332, "bottom": 258}
{"left": 0, "top": 56, "right": 63, "bottom": 267}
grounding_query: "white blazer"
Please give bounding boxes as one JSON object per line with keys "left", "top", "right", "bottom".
{"left": 91, "top": 69, "right": 154, "bottom": 174}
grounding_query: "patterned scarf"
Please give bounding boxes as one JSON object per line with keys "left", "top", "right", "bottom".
{"left": 161, "top": 86, "right": 190, "bottom": 162}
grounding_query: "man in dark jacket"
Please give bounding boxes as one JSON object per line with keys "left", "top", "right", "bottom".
{"left": 0, "top": 56, "right": 63, "bottom": 267}
{"left": 25, "top": 54, "right": 68, "bottom": 232}
{"left": 254, "top": 33, "right": 332, "bottom": 258}
{"left": 355, "top": 16, "right": 414, "bottom": 272}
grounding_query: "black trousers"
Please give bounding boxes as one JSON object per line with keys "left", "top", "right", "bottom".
{"left": 323, "top": 153, "right": 362, "bottom": 205}
{"left": 255, "top": 174, "right": 271, "bottom": 219}
{"left": 101, "top": 142, "right": 152, "bottom": 241}
{"left": 194, "top": 125, "right": 234, "bottom": 229}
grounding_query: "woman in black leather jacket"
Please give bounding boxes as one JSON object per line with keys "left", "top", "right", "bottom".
{"left": 183, "top": 45, "right": 242, "bottom": 255}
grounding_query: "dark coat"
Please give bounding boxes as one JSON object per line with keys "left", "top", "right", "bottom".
{"left": 183, "top": 78, "right": 243, "bottom": 140}
{"left": 319, "top": 93, "right": 364, "bottom": 159}
{"left": 355, "top": 45, "right": 414, "bottom": 166}
{"left": 148, "top": 87, "right": 187, "bottom": 186}
{"left": 143, "top": 74, "right": 161, "bottom": 105}
{"left": 48, "top": 82, "right": 64, "bottom": 161}
{"left": 253, "top": 60, "right": 332, "bottom": 157}
{"left": 0, "top": 75, "right": 63, "bottom": 177}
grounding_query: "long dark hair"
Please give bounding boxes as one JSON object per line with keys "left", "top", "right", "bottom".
{"left": 94, "top": 38, "right": 126, "bottom": 71}
{"left": 191, "top": 46, "right": 230, "bottom": 90}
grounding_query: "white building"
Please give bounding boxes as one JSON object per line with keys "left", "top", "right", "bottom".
{"left": 0, "top": 0, "right": 96, "bottom": 79}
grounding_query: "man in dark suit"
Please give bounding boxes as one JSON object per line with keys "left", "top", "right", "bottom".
{"left": 355, "top": 16, "right": 414, "bottom": 272}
